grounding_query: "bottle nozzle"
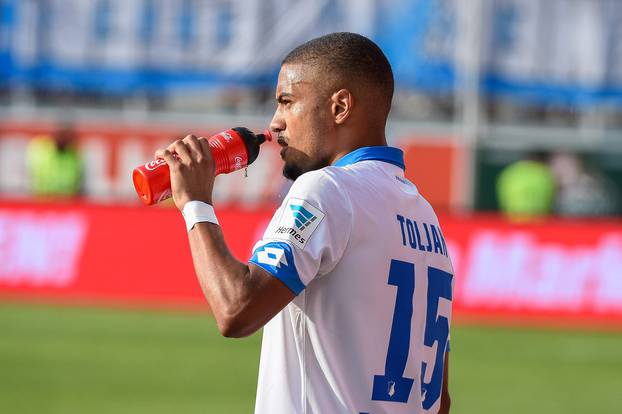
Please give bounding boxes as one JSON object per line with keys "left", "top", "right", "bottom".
{"left": 260, "top": 129, "right": 273, "bottom": 143}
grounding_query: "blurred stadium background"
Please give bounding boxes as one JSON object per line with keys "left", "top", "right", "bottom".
{"left": 1, "top": 0, "right": 621, "bottom": 413}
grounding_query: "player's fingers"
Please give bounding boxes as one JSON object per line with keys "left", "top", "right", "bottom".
{"left": 154, "top": 147, "right": 172, "bottom": 161}
{"left": 183, "top": 134, "right": 205, "bottom": 162}
{"left": 198, "top": 137, "right": 212, "bottom": 159}
{"left": 156, "top": 149, "right": 180, "bottom": 169}
{"left": 171, "top": 139, "right": 192, "bottom": 163}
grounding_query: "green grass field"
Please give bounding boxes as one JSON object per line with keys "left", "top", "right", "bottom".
{"left": 1, "top": 302, "right": 621, "bottom": 414}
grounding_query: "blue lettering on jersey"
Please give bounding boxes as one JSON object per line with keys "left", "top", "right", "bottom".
{"left": 440, "top": 231, "right": 448, "bottom": 257}
{"left": 430, "top": 224, "right": 444, "bottom": 255}
{"left": 396, "top": 215, "right": 448, "bottom": 257}
{"left": 413, "top": 220, "right": 425, "bottom": 251}
{"left": 406, "top": 220, "right": 417, "bottom": 249}
{"left": 396, "top": 215, "right": 407, "bottom": 246}
{"left": 422, "top": 223, "right": 433, "bottom": 252}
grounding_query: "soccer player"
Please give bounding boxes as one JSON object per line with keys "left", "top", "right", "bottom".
{"left": 156, "top": 32, "right": 453, "bottom": 414}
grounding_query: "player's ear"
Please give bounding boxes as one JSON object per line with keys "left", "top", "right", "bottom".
{"left": 331, "top": 89, "right": 353, "bottom": 125}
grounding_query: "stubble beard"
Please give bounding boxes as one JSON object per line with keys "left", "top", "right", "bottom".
{"left": 282, "top": 162, "right": 305, "bottom": 181}
{"left": 282, "top": 153, "right": 332, "bottom": 181}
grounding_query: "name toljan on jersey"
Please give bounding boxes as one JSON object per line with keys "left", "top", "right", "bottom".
{"left": 396, "top": 214, "right": 448, "bottom": 257}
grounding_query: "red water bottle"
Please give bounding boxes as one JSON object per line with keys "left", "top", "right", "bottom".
{"left": 132, "top": 127, "right": 272, "bottom": 205}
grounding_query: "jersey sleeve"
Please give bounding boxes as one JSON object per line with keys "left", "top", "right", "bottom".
{"left": 249, "top": 169, "right": 352, "bottom": 295}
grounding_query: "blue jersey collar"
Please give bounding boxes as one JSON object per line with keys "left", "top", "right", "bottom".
{"left": 333, "top": 146, "right": 405, "bottom": 170}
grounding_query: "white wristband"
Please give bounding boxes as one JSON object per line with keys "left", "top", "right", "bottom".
{"left": 182, "top": 201, "right": 219, "bottom": 232}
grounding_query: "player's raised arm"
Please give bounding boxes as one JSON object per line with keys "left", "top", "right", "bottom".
{"left": 187, "top": 222, "right": 295, "bottom": 338}
{"left": 156, "top": 135, "right": 294, "bottom": 338}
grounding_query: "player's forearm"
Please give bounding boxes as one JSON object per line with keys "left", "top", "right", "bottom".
{"left": 187, "top": 222, "right": 257, "bottom": 336}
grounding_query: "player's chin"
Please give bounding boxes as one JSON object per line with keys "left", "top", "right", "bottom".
{"left": 281, "top": 150, "right": 330, "bottom": 181}
{"left": 282, "top": 161, "right": 305, "bottom": 181}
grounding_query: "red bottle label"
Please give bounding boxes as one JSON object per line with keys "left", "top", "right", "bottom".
{"left": 209, "top": 129, "right": 248, "bottom": 174}
{"left": 144, "top": 158, "right": 167, "bottom": 171}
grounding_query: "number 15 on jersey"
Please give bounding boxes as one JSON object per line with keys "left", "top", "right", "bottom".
{"left": 371, "top": 259, "right": 453, "bottom": 409}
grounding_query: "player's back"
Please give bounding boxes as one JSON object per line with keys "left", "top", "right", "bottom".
{"left": 253, "top": 150, "right": 454, "bottom": 414}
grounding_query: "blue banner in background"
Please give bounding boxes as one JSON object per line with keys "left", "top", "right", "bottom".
{"left": 0, "top": 0, "right": 621, "bottom": 106}
{"left": 374, "top": 0, "right": 455, "bottom": 93}
{"left": 0, "top": 0, "right": 16, "bottom": 82}
{"left": 481, "top": 0, "right": 622, "bottom": 106}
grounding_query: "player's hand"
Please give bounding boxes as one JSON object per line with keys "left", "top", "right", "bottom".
{"left": 155, "top": 134, "right": 215, "bottom": 210}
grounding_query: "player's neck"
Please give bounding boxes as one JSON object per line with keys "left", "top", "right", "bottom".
{"left": 329, "top": 131, "right": 388, "bottom": 166}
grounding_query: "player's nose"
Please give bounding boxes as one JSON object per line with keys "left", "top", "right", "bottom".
{"left": 269, "top": 109, "right": 285, "bottom": 137}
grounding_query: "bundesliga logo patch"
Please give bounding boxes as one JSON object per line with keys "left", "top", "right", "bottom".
{"left": 269, "top": 198, "right": 325, "bottom": 249}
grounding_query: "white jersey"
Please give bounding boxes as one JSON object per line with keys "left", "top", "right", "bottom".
{"left": 249, "top": 146, "right": 454, "bottom": 414}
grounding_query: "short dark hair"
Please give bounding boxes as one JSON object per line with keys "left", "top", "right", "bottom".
{"left": 282, "top": 32, "right": 394, "bottom": 113}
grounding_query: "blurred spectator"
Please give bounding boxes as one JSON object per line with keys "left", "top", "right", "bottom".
{"left": 26, "top": 126, "right": 83, "bottom": 197}
{"left": 496, "top": 152, "right": 555, "bottom": 220}
{"left": 549, "top": 152, "right": 619, "bottom": 217}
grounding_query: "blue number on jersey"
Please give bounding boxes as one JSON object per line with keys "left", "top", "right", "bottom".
{"left": 371, "top": 259, "right": 453, "bottom": 408}
{"left": 421, "top": 267, "right": 453, "bottom": 409}
{"left": 372, "top": 260, "right": 415, "bottom": 403}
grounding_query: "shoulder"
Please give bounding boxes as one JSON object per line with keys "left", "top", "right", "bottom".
{"left": 282, "top": 168, "right": 353, "bottom": 233}
{"left": 286, "top": 167, "right": 350, "bottom": 206}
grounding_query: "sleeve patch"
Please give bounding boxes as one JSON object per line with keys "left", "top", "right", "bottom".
{"left": 265, "top": 198, "right": 325, "bottom": 249}
{"left": 249, "top": 242, "right": 305, "bottom": 295}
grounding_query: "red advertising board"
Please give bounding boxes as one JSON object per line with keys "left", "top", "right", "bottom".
{"left": 0, "top": 200, "right": 271, "bottom": 308}
{"left": 445, "top": 215, "right": 622, "bottom": 329}
{"left": 1, "top": 200, "right": 621, "bottom": 328}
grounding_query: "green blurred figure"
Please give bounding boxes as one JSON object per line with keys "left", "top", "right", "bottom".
{"left": 496, "top": 153, "right": 555, "bottom": 220}
{"left": 27, "top": 126, "right": 83, "bottom": 197}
